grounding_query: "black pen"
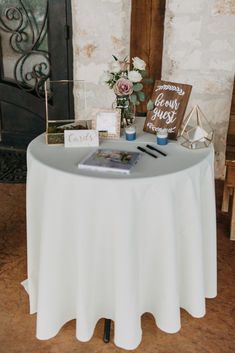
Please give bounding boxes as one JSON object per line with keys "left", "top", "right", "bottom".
{"left": 146, "top": 144, "right": 167, "bottom": 157}
{"left": 137, "top": 146, "right": 158, "bottom": 158}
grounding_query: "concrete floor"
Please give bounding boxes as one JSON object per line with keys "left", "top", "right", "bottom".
{"left": 0, "top": 182, "right": 234, "bottom": 353}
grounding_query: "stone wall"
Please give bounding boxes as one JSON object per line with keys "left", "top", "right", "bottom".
{"left": 71, "top": 0, "right": 131, "bottom": 118}
{"left": 162, "top": 0, "right": 235, "bottom": 178}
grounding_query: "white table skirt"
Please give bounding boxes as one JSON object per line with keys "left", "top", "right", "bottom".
{"left": 23, "top": 125, "right": 217, "bottom": 350}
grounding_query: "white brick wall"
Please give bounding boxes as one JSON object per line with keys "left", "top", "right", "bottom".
{"left": 162, "top": 0, "right": 235, "bottom": 178}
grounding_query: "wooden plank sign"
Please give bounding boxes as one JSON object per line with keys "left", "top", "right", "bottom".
{"left": 143, "top": 80, "right": 192, "bottom": 139}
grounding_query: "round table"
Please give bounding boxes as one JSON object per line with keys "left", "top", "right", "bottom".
{"left": 23, "top": 127, "right": 217, "bottom": 350}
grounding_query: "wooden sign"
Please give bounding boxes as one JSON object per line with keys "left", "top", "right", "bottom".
{"left": 143, "top": 80, "right": 192, "bottom": 139}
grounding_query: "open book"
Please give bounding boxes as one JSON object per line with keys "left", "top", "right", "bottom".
{"left": 78, "top": 148, "right": 141, "bottom": 174}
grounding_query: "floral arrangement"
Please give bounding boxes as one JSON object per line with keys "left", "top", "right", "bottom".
{"left": 103, "top": 56, "right": 152, "bottom": 127}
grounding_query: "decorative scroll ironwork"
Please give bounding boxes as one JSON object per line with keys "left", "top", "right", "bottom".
{"left": 0, "top": 0, "right": 50, "bottom": 97}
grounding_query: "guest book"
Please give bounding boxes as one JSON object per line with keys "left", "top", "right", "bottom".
{"left": 78, "top": 148, "right": 141, "bottom": 174}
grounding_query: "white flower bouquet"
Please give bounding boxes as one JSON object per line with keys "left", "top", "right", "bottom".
{"left": 104, "top": 56, "right": 152, "bottom": 127}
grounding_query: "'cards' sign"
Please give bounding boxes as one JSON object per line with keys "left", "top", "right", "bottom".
{"left": 64, "top": 130, "right": 99, "bottom": 148}
{"left": 143, "top": 80, "right": 192, "bottom": 139}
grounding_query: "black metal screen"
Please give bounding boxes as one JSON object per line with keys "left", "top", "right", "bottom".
{"left": 0, "top": 0, "right": 49, "bottom": 97}
{"left": 0, "top": 0, "right": 73, "bottom": 147}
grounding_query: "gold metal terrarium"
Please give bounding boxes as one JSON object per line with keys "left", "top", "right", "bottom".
{"left": 44, "top": 80, "right": 92, "bottom": 145}
{"left": 180, "top": 105, "right": 214, "bottom": 149}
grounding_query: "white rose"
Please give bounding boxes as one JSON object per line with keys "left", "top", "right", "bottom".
{"left": 128, "top": 70, "right": 142, "bottom": 83}
{"left": 111, "top": 61, "right": 121, "bottom": 73}
{"left": 101, "top": 71, "right": 113, "bottom": 83}
{"left": 132, "top": 57, "right": 146, "bottom": 71}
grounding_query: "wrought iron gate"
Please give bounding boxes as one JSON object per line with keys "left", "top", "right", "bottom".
{"left": 0, "top": 0, "right": 73, "bottom": 147}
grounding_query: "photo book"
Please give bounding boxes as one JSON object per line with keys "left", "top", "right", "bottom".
{"left": 78, "top": 148, "right": 141, "bottom": 174}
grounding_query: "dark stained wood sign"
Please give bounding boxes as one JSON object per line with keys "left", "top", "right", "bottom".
{"left": 143, "top": 80, "right": 192, "bottom": 139}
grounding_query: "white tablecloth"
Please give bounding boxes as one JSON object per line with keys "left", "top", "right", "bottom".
{"left": 23, "top": 121, "right": 217, "bottom": 350}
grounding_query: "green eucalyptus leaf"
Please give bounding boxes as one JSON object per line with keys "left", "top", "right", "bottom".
{"left": 133, "top": 83, "right": 143, "bottom": 92}
{"left": 137, "top": 91, "right": 145, "bottom": 102}
{"left": 130, "top": 94, "right": 137, "bottom": 104}
{"left": 147, "top": 99, "right": 155, "bottom": 111}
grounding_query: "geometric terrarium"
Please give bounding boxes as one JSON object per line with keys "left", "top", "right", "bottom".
{"left": 180, "top": 105, "right": 214, "bottom": 149}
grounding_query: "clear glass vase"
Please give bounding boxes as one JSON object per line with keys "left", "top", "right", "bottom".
{"left": 113, "top": 96, "right": 135, "bottom": 128}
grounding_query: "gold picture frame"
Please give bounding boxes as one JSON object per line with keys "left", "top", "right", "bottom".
{"left": 91, "top": 109, "right": 121, "bottom": 140}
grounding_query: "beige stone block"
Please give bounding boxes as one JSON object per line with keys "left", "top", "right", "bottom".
{"left": 169, "top": 71, "right": 233, "bottom": 96}
{"left": 168, "top": 0, "right": 204, "bottom": 14}
{"left": 169, "top": 17, "right": 202, "bottom": 43}
{"left": 207, "top": 17, "right": 235, "bottom": 34}
{"left": 209, "top": 58, "right": 235, "bottom": 72}
{"left": 179, "top": 50, "right": 202, "bottom": 70}
{"left": 209, "top": 39, "right": 234, "bottom": 52}
{"left": 212, "top": 0, "right": 235, "bottom": 16}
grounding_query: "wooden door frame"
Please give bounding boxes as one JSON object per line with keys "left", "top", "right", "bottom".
{"left": 130, "top": 0, "right": 166, "bottom": 114}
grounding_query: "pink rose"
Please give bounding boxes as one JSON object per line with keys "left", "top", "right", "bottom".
{"left": 114, "top": 78, "right": 133, "bottom": 96}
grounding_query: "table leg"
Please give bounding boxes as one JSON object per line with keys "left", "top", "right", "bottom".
{"left": 103, "top": 319, "right": 111, "bottom": 343}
